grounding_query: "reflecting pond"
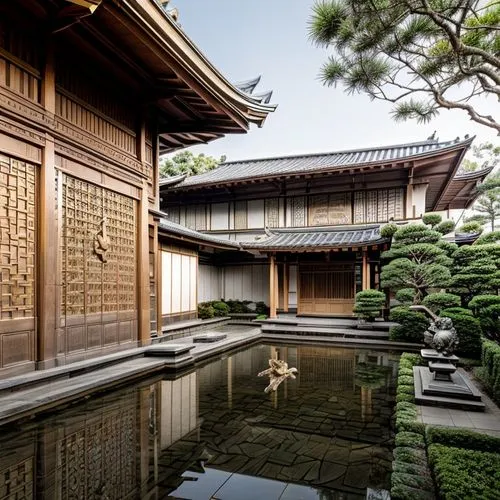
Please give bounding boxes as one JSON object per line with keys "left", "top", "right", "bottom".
{"left": 0, "top": 344, "right": 399, "bottom": 499}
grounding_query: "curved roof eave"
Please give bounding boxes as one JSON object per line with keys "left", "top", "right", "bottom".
{"left": 122, "top": 0, "right": 276, "bottom": 126}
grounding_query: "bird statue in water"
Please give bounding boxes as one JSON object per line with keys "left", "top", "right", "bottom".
{"left": 258, "top": 359, "right": 298, "bottom": 393}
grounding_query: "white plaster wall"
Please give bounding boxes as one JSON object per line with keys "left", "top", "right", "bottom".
{"left": 247, "top": 200, "right": 265, "bottom": 229}
{"left": 162, "top": 251, "right": 197, "bottom": 314}
{"left": 223, "top": 264, "right": 269, "bottom": 302}
{"left": 412, "top": 183, "right": 428, "bottom": 218}
{"left": 211, "top": 202, "right": 229, "bottom": 230}
{"left": 198, "top": 265, "right": 222, "bottom": 302}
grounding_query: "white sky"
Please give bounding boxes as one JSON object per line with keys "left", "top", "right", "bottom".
{"left": 167, "top": 0, "right": 498, "bottom": 162}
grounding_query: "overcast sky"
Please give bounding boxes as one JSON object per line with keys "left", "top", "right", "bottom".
{"left": 169, "top": 0, "right": 498, "bottom": 162}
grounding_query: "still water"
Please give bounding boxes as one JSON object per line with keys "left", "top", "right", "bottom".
{"left": 0, "top": 344, "right": 398, "bottom": 500}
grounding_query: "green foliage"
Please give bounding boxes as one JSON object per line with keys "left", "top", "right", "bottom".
{"left": 469, "top": 294, "right": 500, "bottom": 310}
{"left": 353, "top": 289, "right": 385, "bottom": 320}
{"left": 422, "top": 213, "right": 442, "bottom": 227}
{"left": 309, "top": 1, "right": 500, "bottom": 133}
{"left": 428, "top": 444, "right": 500, "bottom": 500}
{"left": 211, "top": 301, "right": 230, "bottom": 317}
{"left": 440, "top": 308, "right": 482, "bottom": 358}
{"left": 256, "top": 314, "right": 268, "bottom": 320}
{"left": 380, "top": 222, "right": 398, "bottom": 238}
{"left": 426, "top": 426, "right": 500, "bottom": 454}
{"left": 457, "top": 221, "right": 484, "bottom": 235}
{"left": 255, "top": 301, "right": 270, "bottom": 316}
{"left": 468, "top": 295, "right": 500, "bottom": 341}
{"left": 197, "top": 303, "right": 215, "bottom": 319}
{"left": 224, "top": 300, "right": 251, "bottom": 314}
{"left": 355, "top": 362, "right": 390, "bottom": 388}
{"left": 440, "top": 307, "right": 473, "bottom": 316}
{"left": 395, "top": 288, "right": 414, "bottom": 305}
{"left": 434, "top": 220, "right": 455, "bottom": 236}
{"left": 478, "top": 339, "right": 500, "bottom": 402}
{"left": 461, "top": 142, "right": 500, "bottom": 172}
{"left": 160, "top": 151, "right": 225, "bottom": 178}
{"left": 389, "top": 307, "right": 429, "bottom": 343}
{"left": 475, "top": 231, "right": 500, "bottom": 245}
{"left": 422, "top": 293, "right": 460, "bottom": 314}
{"left": 381, "top": 222, "right": 452, "bottom": 302}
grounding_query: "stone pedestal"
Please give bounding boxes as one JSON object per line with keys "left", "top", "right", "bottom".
{"left": 414, "top": 349, "right": 485, "bottom": 411}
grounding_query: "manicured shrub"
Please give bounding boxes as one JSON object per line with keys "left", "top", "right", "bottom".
{"left": 391, "top": 484, "right": 435, "bottom": 500}
{"left": 440, "top": 308, "right": 482, "bottom": 358}
{"left": 478, "top": 338, "right": 500, "bottom": 402}
{"left": 399, "top": 353, "right": 423, "bottom": 367}
{"left": 468, "top": 294, "right": 500, "bottom": 311}
{"left": 475, "top": 230, "right": 500, "bottom": 245}
{"left": 397, "top": 375, "right": 414, "bottom": 386}
{"left": 211, "top": 301, "right": 230, "bottom": 317}
{"left": 197, "top": 303, "right": 215, "bottom": 319}
{"left": 391, "top": 471, "right": 434, "bottom": 491}
{"left": 422, "top": 213, "right": 442, "bottom": 227}
{"left": 255, "top": 301, "right": 269, "bottom": 315}
{"left": 434, "top": 220, "right": 455, "bottom": 236}
{"left": 426, "top": 426, "right": 500, "bottom": 454}
{"left": 457, "top": 221, "right": 483, "bottom": 235}
{"left": 422, "top": 293, "right": 461, "bottom": 314}
{"left": 395, "top": 431, "right": 425, "bottom": 449}
{"left": 395, "top": 288, "right": 414, "bottom": 305}
{"left": 224, "top": 299, "right": 251, "bottom": 313}
{"left": 393, "top": 447, "right": 427, "bottom": 467}
{"left": 468, "top": 295, "right": 500, "bottom": 341}
{"left": 353, "top": 289, "right": 386, "bottom": 321}
{"left": 398, "top": 366, "right": 414, "bottom": 377}
{"left": 389, "top": 307, "right": 428, "bottom": 343}
{"left": 428, "top": 444, "right": 500, "bottom": 500}
{"left": 440, "top": 307, "right": 473, "bottom": 316}
{"left": 392, "top": 461, "right": 430, "bottom": 476}
{"left": 396, "top": 393, "right": 415, "bottom": 403}
{"left": 256, "top": 314, "right": 268, "bottom": 320}
{"left": 380, "top": 222, "right": 398, "bottom": 238}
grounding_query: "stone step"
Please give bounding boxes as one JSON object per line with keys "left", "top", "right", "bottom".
{"left": 261, "top": 324, "right": 389, "bottom": 339}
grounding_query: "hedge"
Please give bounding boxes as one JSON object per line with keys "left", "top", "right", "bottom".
{"left": 353, "top": 289, "right": 386, "bottom": 320}
{"left": 389, "top": 307, "right": 429, "bottom": 343}
{"left": 440, "top": 308, "right": 482, "bottom": 359}
{"left": 428, "top": 444, "right": 500, "bottom": 500}
{"left": 391, "top": 353, "right": 434, "bottom": 500}
{"left": 476, "top": 338, "right": 500, "bottom": 403}
{"left": 422, "top": 293, "right": 460, "bottom": 314}
{"left": 426, "top": 426, "right": 500, "bottom": 454}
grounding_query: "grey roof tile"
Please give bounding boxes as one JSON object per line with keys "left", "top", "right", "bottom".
{"left": 241, "top": 225, "right": 388, "bottom": 250}
{"left": 176, "top": 137, "right": 472, "bottom": 188}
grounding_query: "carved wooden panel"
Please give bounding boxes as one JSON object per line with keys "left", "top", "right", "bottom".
{"left": 0, "top": 456, "right": 34, "bottom": 500}
{"left": 56, "top": 406, "right": 137, "bottom": 499}
{"left": 60, "top": 173, "right": 136, "bottom": 318}
{"left": 354, "top": 188, "right": 405, "bottom": 223}
{"left": 289, "top": 196, "right": 306, "bottom": 227}
{"left": 234, "top": 201, "right": 247, "bottom": 230}
{"left": 265, "top": 198, "right": 279, "bottom": 228}
{"left": 0, "top": 155, "right": 36, "bottom": 321}
{"left": 308, "top": 193, "right": 352, "bottom": 226}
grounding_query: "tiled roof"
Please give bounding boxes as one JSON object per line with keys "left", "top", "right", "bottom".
{"left": 176, "top": 137, "right": 473, "bottom": 188}
{"left": 241, "top": 225, "right": 388, "bottom": 251}
{"left": 157, "top": 218, "right": 240, "bottom": 249}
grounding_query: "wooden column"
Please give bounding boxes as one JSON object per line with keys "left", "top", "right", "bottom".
{"left": 138, "top": 181, "right": 151, "bottom": 345}
{"left": 269, "top": 254, "right": 277, "bottom": 318}
{"left": 362, "top": 250, "right": 370, "bottom": 290}
{"left": 283, "top": 262, "right": 289, "bottom": 313}
{"left": 38, "top": 37, "right": 57, "bottom": 367}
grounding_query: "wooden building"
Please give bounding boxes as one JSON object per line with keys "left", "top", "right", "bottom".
{"left": 162, "top": 138, "right": 491, "bottom": 318}
{"left": 0, "top": 0, "right": 274, "bottom": 377}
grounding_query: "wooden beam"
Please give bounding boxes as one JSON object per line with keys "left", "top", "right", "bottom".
{"left": 283, "top": 263, "right": 289, "bottom": 313}
{"left": 362, "top": 251, "right": 369, "bottom": 290}
{"left": 269, "top": 254, "right": 277, "bottom": 319}
{"left": 138, "top": 180, "right": 151, "bottom": 346}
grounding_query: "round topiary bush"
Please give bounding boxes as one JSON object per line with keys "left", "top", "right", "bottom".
{"left": 422, "top": 293, "right": 461, "bottom": 314}
{"left": 422, "top": 213, "right": 442, "bottom": 227}
{"left": 198, "top": 303, "right": 215, "bottom": 319}
{"left": 353, "top": 289, "right": 386, "bottom": 321}
{"left": 211, "top": 301, "right": 230, "bottom": 317}
{"left": 380, "top": 223, "right": 398, "bottom": 238}
{"left": 389, "top": 307, "right": 429, "bottom": 343}
{"left": 435, "top": 220, "right": 455, "bottom": 235}
{"left": 440, "top": 308, "right": 482, "bottom": 358}
{"left": 458, "top": 221, "right": 484, "bottom": 235}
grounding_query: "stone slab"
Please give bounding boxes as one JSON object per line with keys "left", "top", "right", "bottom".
{"left": 193, "top": 333, "right": 227, "bottom": 343}
{"left": 421, "top": 349, "right": 459, "bottom": 362}
{"left": 145, "top": 344, "right": 194, "bottom": 357}
{"left": 414, "top": 366, "right": 485, "bottom": 411}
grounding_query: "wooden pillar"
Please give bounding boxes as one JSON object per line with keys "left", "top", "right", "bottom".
{"left": 362, "top": 250, "right": 370, "bottom": 290}
{"left": 283, "top": 262, "right": 289, "bottom": 313}
{"left": 138, "top": 181, "right": 151, "bottom": 345}
{"left": 38, "top": 37, "right": 57, "bottom": 367}
{"left": 406, "top": 184, "right": 414, "bottom": 219}
{"left": 269, "top": 254, "right": 277, "bottom": 319}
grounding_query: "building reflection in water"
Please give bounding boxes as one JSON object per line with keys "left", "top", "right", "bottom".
{"left": 0, "top": 344, "right": 398, "bottom": 499}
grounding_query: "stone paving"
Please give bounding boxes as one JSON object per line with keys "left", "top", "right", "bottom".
{"left": 416, "top": 369, "right": 500, "bottom": 437}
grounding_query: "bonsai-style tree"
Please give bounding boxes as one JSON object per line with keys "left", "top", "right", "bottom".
{"left": 353, "top": 289, "right": 386, "bottom": 321}
{"left": 381, "top": 215, "right": 455, "bottom": 303}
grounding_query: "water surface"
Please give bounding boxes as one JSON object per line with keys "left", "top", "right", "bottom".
{"left": 0, "top": 343, "right": 398, "bottom": 499}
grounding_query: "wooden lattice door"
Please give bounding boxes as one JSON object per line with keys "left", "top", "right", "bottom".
{"left": 298, "top": 263, "right": 355, "bottom": 315}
